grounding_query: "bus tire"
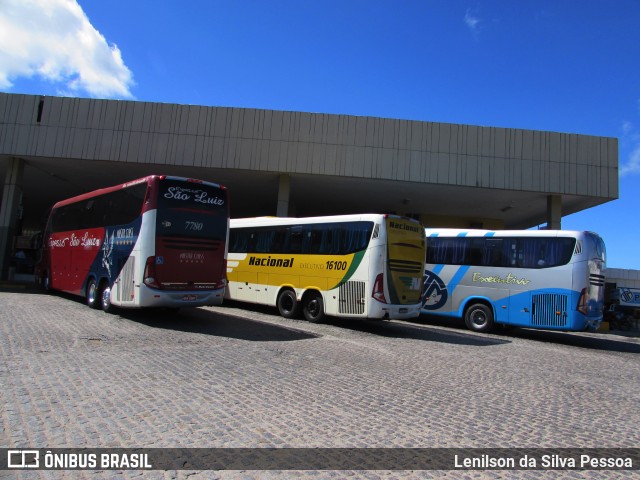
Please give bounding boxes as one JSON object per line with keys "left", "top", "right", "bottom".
{"left": 303, "top": 291, "right": 325, "bottom": 323}
{"left": 277, "top": 289, "right": 299, "bottom": 319}
{"left": 101, "top": 282, "right": 115, "bottom": 314}
{"left": 86, "top": 278, "right": 101, "bottom": 309}
{"left": 464, "top": 303, "right": 495, "bottom": 333}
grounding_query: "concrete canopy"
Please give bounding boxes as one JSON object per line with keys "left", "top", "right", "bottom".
{"left": 1, "top": 93, "right": 619, "bottom": 234}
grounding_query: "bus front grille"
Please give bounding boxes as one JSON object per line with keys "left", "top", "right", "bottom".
{"left": 532, "top": 293, "right": 568, "bottom": 327}
{"left": 339, "top": 281, "right": 365, "bottom": 315}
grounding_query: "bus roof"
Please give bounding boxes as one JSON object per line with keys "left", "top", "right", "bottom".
{"left": 50, "top": 175, "right": 224, "bottom": 210}
{"left": 424, "top": 228, "right": 601, "bottom": 239}
{"left": 231, "top": 214, "right": 420, "bottom": 228}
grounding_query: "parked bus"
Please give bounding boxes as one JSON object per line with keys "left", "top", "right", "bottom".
{"left": 421, "top": 228, "right": 606, "bottom": 333}
{"left": 35, "top": 175, "right": 229, "bottom": 312}
{"left": 226, "top": 214, "right": 426, "bottom": 322}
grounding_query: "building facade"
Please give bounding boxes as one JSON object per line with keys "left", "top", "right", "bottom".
{"left": 0, "top": 93, "right": 619, "bottom": 279}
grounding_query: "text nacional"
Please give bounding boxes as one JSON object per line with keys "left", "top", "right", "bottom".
{"left": 248, "top": 256, "right": 294, "bottom": 268}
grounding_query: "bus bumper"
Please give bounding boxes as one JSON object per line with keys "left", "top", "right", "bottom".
{"left": 369, "top": 302, "right": 422, "bottom": 320}
{"left": 137, "top": 285, "right": 225, "bottom": 308}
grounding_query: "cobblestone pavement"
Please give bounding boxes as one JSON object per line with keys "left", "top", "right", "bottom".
{"left": 1, "top": 289, "right": 639, "bottom": 479}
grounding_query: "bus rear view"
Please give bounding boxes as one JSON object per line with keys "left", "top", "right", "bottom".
{"left": 36, "top": 175, "right": 229, "bottom": 312}
{"left": 143, "top": 177, "right": 228, "bottom": 303}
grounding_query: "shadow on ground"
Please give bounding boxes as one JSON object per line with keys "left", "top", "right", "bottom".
{"left": 416, "top": 313, "right": 640, "bottom": 354}
{"left": 119, "top": 306, "right": 321, "bottom": 343}
{"left": 222, "top": 301, "right": 510, "bottom": 347}
{"left": 15, "top": 289, "right": 319, "bottom": 343}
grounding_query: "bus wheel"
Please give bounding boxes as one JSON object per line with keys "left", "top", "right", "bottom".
{"left": 277, "top": 289, "right": 299, "bottom": 319}
{"left": 303, "top": 292, "right": 325, "bottom": 323}
{"left": 464, "top": 303, "right": 494, "bottom": 333}
{"left": 86, "top": 278, "right": 101, "bottom": 309}
{"left": 101, "top": 283, "right": 115, "bottom": 313}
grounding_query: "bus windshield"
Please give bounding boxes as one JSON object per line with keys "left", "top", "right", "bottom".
{"left": 156, "top": 179, "right": 228, "bottom": 239}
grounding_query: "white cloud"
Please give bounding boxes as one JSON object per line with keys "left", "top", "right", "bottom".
{"left": 620, "top": 120, "right": 640, "bottom": 177}
{"left": 464, "top": 8, "right": 481, "bottom": 37}
{"left": 620, "top": 140, "right": 640, "bottom": 177}
{"left": 0, "top": 0, "right": 134, "bottom": 98}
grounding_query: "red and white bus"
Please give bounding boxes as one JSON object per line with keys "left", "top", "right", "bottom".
{"left": 35, "top": 175, "right": 229, "bottom": 312}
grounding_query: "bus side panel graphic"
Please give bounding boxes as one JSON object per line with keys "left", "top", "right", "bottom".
{"left": 228, "top": 252, "right": 362, "bottom": 290}
{"left": 421, "top": 228, "right": 606, "bottom": 332}
{"left": 48, "top": 220, "right": 142, "bottom": 296}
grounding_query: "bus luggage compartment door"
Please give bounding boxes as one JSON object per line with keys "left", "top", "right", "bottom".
{"left": 507, "top": 290, "right": 533, "bottom": 326}
{"left": 531, "top": 293, "right": 569, "bottom": 328}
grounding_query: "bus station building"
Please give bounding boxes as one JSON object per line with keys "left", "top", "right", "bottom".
{"left": 0, "top": 92, "right": 619, "bottom": 280}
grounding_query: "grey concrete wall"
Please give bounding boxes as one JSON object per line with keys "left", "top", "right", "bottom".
{"left": 605, "top": 268, "right": 640, "bottom": 289}
{"left": 0, "top": 93, "right": 619, "bottom": 200}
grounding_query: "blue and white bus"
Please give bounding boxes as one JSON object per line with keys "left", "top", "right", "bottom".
{"left": 421, "top": 229, "right": 606, "bottom": 333}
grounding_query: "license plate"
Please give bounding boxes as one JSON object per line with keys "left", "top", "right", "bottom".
{"left": 182, "top": 294, "right": 198, "bottom": 301}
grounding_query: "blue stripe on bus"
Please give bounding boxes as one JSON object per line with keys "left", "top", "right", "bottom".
{"left": 448, "top": 265, "right": 471, "bottom": 292}
{"left": 426, "top": 231, "right": 445, "bottom": 277}
{"left": 444, "top": 231, "right": 493, "bottom": 292}
{"left": 444, "top": 231, "right": 470, "bottom": 292}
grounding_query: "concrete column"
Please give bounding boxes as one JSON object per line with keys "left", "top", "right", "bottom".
{"left": 0, "top": 157, "right": 24, "bottom": 279}
{"left": 546, "top": 194, "right": 562, "bottom": 230}
{"left": 276, "top": 174, "right": 290, "bottom": 217}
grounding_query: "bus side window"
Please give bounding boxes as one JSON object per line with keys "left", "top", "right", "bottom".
{"left": 255, "top": 230, "right": 271, "bottom": 253}
{"left": 483, "top": 239, "right": 504, "bottom": 267}
{"left": 270, "top": 227, "right": 286, "bottom": 253}
{"left": 287, "top": 227, "right": 303, "bottom": 254}
{"left": 305, "top": 227, "right": 323, "bottom": 254}
{"left": 319, "top": 228, "right": 335, "bottom": 255}
{"left": 81, "top": 200, "right": 96, "bottom": 229}
{"left": 50, "top": 208, "right": 62, "bottom": 233}
{"left": 229, "top": 229, "right": 251, "bottom": 253}
{"left": 426, "top": 237, "right": 446, "bottom": 264}
{"left": 451, "top": 237, "right": 467, "bottom": 265}
{"left": 468, "top": 238, "right": 483, "bottom": 265}
{"left": 536, "top": 239, "right": 550, "bottom": 267}
{"left": 56, "top": 204, "right": 83, "bottom": 232}
{"left": 247, "top": 231, "right": 257, "bottom": 252}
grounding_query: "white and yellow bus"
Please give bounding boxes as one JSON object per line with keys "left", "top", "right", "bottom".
{"left": 226, "top": 214, "right": 426, "bottom": 322}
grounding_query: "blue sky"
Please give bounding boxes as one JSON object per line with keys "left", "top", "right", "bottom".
{"left": 1, "top": 0, "right": 639, "bottom": 269}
